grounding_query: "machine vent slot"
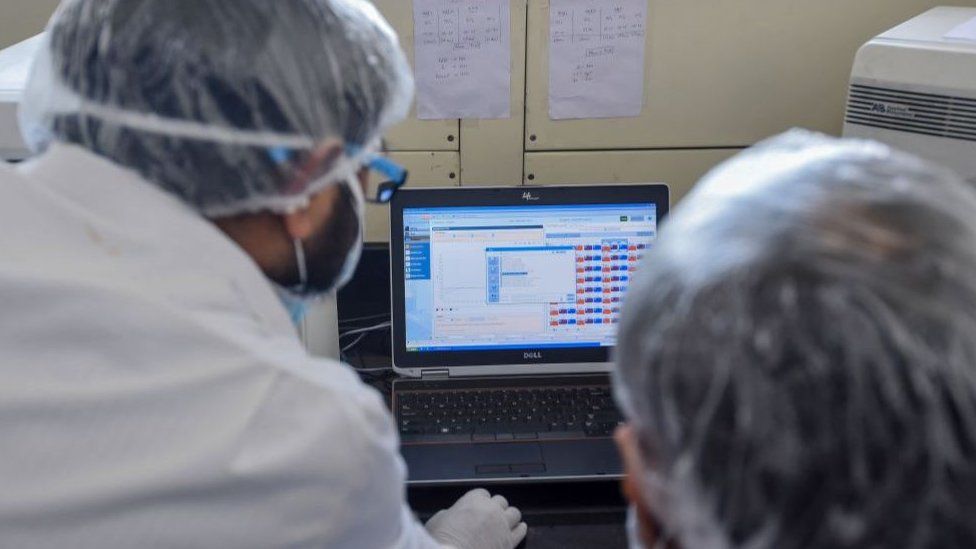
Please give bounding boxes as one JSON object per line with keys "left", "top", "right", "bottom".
{"left": 845, "top": 83, "right": 976, "bottom": 143}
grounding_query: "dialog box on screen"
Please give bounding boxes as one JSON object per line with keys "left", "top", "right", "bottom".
{"left": 486, "top": 246, "right": 576, "bottom": 305}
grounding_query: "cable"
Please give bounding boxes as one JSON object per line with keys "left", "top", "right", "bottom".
{"left": 340, "top": 322, "right": 391, "bottom": 353}
{"left": 339, "top": 321, "right": 392, "bottom": 340}
{"left": 341, "top": 332, "right": 369, "bottom": 353}
{"left": 339, "top": 319, "right": 393, "bottom": 372}
{"left": 339, "top": 312, "right": 391, "bottom": 326}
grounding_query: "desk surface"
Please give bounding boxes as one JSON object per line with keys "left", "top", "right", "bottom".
{"left": 363, "top": 372, "right": 629, "bottom": 549}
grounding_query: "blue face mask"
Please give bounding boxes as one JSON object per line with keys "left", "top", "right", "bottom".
{"left": 273, "top": 284, "right": 312, "bottom": 326}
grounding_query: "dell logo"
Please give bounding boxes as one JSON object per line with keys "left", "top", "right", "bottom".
{"left": 522, "top": 192, "right": 540, "bottom": 201}
{"left": 524, "top": 352, "right": 543, "bottom": 360}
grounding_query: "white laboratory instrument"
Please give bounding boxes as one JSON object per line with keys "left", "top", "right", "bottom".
{"left": 303, "top": 299, "right": 342, "bottom": 360}
{"left": 844, "top": 7, "right": 976, "bottom": 184}
{"left": 0, "top": 34, "right": 42, "bottom": 161}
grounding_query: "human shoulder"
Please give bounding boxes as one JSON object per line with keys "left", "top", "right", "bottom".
{"left": 269, "top": 353, "right": 394, "bottom": 436}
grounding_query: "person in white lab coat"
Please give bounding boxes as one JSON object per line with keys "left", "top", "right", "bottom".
{"left": 0, "top": 1, "right": 527, "bottom": 548}
{"left": 612, "top": 131, "right": 976, "bottom": 549}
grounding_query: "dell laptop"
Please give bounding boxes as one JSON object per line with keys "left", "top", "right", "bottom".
{"left": 389, "top": 184, "right": 669, "bottom": 485}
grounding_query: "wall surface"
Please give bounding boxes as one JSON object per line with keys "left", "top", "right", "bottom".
{"left": 0, "top": 0, "right": 59, "bottom": 49}
{"left": 7, "top": 0, "right": 976, "bottom": 231}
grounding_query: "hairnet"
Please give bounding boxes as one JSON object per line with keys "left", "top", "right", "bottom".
{"left": 613, "top": 130, "right": 976, "bottom": 549}
{"left": 18, "top": 0, "right": 413, "bottom": 217}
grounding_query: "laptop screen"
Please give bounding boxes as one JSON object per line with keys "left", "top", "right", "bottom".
{"left": 400, "top": 202, "right": 657, "bottom": 354}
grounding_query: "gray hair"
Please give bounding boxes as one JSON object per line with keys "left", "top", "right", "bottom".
{"left": 613, "top": 130, "right": 976, "bottom": 549}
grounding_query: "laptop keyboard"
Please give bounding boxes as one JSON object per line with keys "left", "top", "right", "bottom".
{"left": 396, "top": 385, "right": 623, "bottom": 444}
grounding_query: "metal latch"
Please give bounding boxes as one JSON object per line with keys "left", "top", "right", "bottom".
{"left": 420, "top": 368, "right": 450, "bottom": 379}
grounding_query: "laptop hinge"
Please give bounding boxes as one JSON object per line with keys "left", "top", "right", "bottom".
{"left": 420, "top": 368, "right": 450, "bottom": 380}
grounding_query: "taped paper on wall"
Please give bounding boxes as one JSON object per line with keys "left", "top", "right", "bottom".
{"left": 549, "top": 0, "right": 648, "bottom": 120}
{"left": 414, "top": 0, "right": 511, "bottom": 120}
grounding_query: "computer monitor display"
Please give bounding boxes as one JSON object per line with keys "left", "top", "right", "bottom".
{"left": 403, "top": 204, "right": 654, "bottom": 352}
{"left": 390, "top": 185, "right": 668, "bottom": 370}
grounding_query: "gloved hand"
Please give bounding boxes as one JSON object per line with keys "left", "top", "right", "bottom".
{"left": 426, "top": 488, "right": 528, "bottom": 549}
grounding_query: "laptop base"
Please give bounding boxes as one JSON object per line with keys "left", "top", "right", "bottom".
{"left": 394, "top": 374, "right": 624, "bottom": 485}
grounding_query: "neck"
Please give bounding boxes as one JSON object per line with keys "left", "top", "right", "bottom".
{"left": 212, "top": 214, "right": 293, "bottom": 282}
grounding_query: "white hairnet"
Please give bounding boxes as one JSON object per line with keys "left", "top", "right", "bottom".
{"left": 613, "top": 130, "right": 976, "bottom": 549}
{"left": 18, "top": 0, "right": 413, "bottom": 217}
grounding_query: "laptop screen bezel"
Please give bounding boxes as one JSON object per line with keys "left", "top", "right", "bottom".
{"left": 389, "top": 184, "right": 670, "bottom": 371}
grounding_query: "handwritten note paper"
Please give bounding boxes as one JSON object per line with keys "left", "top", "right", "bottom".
{"left": 414, "top": 0, "right": 511, "bottom": 120}
{"left": 549, "top": 0, "right": 648, "bottom": 120}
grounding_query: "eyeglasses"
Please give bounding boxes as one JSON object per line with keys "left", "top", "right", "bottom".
{"left": 360, "top": 152, "right": 409, "bottom": 204}
{"left": 267, "top": 144, "right": 409, "bottom": 205}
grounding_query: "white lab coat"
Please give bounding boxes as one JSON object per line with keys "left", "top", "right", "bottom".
{"left": 0, "top": 144, "right": 442, "bottom": 548}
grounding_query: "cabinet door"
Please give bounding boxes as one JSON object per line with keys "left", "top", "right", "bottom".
{"left": 0, "top": 0, "right": 58, "bottom": 49}
{"left": 365, "top": 151, "right": 461, "bottom": 242}
{"left": 459, "top": 0, "right": 528, "bottom": 187}
{"left": 525, "top": 0, "right": 976, "bottom": 150}
{"left": 372, "top": 0, "right": 460, "bottom": 151}
{"left": 524, "top": 148, "right": 742, "bottom": 204}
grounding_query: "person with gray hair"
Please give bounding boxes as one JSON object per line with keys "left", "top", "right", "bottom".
{"left": 0, "top": 1, "right": 525, "bottom": 547}
{"left": 612, "top": 130, "right": 976, "bottom": 549}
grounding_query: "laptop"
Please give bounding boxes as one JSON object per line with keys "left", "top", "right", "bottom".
{"left": 389, "top": 184, "right": 669, "bottom": 485}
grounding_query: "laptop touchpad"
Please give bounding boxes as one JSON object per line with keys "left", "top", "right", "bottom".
{"left": 403, "top": 443, "right": 545, "bottom": 482}
{"left": 474, "top": 443, "right": 544, "bottom": 476}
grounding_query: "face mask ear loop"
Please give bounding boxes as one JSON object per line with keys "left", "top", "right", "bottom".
{"left": 293, "top": 238, "right": 308, "bottom": 289}
{"left": 344, "top": 172, "right": 367, "bottom": 217}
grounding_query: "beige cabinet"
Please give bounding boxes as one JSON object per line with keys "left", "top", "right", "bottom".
{"left": 373, "top": 0, "right": 975, "bottom": 189}
{"left": 0, "top": 0, "right": 59, "bottom": 49}
{"left": 524, "top": 148, "right": 743, "bottom": 204}
{"left": 459, "top": 0, "right": 528, "bottom": 187}
{"left": 524, "top": 0, "right": 976, "bottom": 151}
{"left": 364, "top": 151, "right": 461, "bottom": 242}
{"left": 373, "top": 0, "right": 527, "bottom": 185}
{"left": 372, "top": 0, "right": 460, "bottom": 152}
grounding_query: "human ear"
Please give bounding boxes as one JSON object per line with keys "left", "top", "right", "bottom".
{"left": 280, "top": 140, "right": 346, "bottom": 241}
{"left": 615, "top": 424, "right": 648, "bottom": 507}
{"left": 615, "top": 424, "right": 664, "bottom": 547}
{"left": 282, "top": 206, "right": 315, "bottom": 241}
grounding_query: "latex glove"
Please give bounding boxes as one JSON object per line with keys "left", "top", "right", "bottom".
{"left": 426, "top": 488, "right": 528, "bottom": 549}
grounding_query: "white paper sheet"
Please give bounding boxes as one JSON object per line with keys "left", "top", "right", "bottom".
{"left": 414, "top": 0, "right": 511, "bottom": 120}
{"left": 548, "top": 0, "right": 648, "bottom": 120}
{"left": 945, "top": 15, "right": 976, "bottom": 42}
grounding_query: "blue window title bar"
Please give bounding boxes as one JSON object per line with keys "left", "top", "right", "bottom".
{"left": 431, "top": 225, "right": 543, "bottom": 232}
{"left": 405, "top": 204, "right": 656, "bottom": 215}
{"left": 486, "top": 246, "right": 575, "bottom": 252}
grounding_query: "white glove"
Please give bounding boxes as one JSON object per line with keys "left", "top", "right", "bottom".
{"left": 425, "top": 488, "right": 528, "bottom": 549}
